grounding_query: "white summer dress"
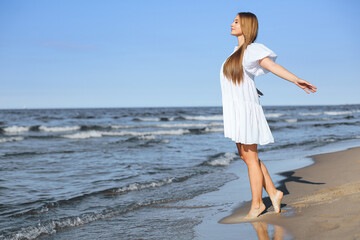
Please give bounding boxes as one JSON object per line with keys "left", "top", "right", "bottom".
{"left": 219, "top": 42, "right": 278, "bottom": 145}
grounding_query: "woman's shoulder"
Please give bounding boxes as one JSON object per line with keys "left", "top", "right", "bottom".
{"left": 244, "top": 42, "right": 276, "bottom": 57}
{"left": 245, "top": 42, "right": 267, "bottom": 51}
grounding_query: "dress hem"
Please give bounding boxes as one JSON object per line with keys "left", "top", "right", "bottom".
{"left": 223, "top": 135, "right": 274, "bottom": 145}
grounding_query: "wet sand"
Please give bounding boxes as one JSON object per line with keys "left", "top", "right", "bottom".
{"left": 218, "top": 146, "right": 360, "bottom": 239}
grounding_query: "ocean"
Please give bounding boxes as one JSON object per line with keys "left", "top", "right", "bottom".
{"left": 0, "top": 104, "right": 359, "bottom": 239}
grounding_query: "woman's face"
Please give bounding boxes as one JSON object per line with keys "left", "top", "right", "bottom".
{"left": 231, "top": 15, "right": 242, "bottom": 36}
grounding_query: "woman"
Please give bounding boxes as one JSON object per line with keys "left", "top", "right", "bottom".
{"left": 220, "top": 12, "right": 317, "bottom": 219}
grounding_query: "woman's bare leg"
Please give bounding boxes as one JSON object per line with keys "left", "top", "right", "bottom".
{"left": 258, "top": 159, "right": 283, "bottom": 213}
{"left": 238, "top": 143, "right": 266, "bottom": 218}
{"left": 236, "top": 143, "right": 283, "bottom": 214}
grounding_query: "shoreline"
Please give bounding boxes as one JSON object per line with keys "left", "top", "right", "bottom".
{"left": 217, "top": 146, "right": 360, "bottom": 239}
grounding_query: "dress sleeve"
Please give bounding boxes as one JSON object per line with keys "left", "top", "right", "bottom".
{"left": 243, "top": 43, "right": 278, "bottom": 76}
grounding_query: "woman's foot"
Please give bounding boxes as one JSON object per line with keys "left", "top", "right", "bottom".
{"left": 271, "top": 190, "right": 283, "bottom": 213}
{"left": 244, "top": 202, "right": 266, "bottom": 219}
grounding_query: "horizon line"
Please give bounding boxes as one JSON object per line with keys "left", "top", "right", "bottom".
{"left": 0, "top": 103, "right": 359, "bottom": 110}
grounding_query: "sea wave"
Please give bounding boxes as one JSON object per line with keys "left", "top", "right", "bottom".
{"left": 110, "top": 177, "right": 176, "bottom": 194}
{"left": 1, "top": 198, "right": 186, "bottom": 240}
{"left": 111, "top": 121, "right": 223, "bottom": 129}
{"left": 265, "top": 113, "right": 286, "bottom": 118}
{"left": 9, "top": 175, "right": 196, "bottom": 219}
{"left": 299, "top": 112, "right": 322, "bottom": 116}
{"left": 132, "top": 117, "right": 176, "bottom": 122}
{"left": 1, "top": 150, "right": 75, "bottom": 159}
{"left": 132, "top": 115, "right": 224, "bottom": 122}
{"left": 201, "top": 152, "right": 238, "bottom": 166}
{"left": 1, "top": 122, "right": 224, "bottom": 136}
{"left": 324, "top": 111, "right": 352, "bottom": 116}
{"left": 284, "top": 118, "right": 298, "bottom": 123}
{"left": 183, "top": 115, "right": 223, "bottom": 121}
{"left": 61, "top": 127, "right": 223, "bottom": 139}
{"left": 61, "top": 129, "right": 190, "bottom": 139}
{"left": 0, "top": 136, "right": 24, "bottom": 143}
{"left": 39, "top": 126, "right": 81, "bottom": 132}
{"left": 2, "top": 125, "right": 81, "bottom": 134}
{"left": 312, "top": 120, "right": 360, "bottom": 128}
{"left": 3, "top": 126, "right": 29, "bottom": 133}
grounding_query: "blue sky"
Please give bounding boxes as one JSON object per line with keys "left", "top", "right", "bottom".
{"left": 1, "top": 0, "right": 359, "bottom": 109}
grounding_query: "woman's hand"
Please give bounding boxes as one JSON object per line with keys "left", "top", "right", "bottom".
{"left": 294, "top": 78, "right": 317, "bottom": 94}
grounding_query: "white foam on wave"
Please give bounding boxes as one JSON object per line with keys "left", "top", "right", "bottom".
{"left": 265, "top": 113, "right": 285, "bottom": 118}
{"left": 285, "top": 118, "right": 298, "bottom": 123}
{"left": 3, "top": 126, "right": 29, "bottom": 133}
{"left": 134, "top": 135, "right": 156, "bottom": 140}
{"left": 61, "top": 129, "right": 192, "bottom": 139}
{"left": 135, "top": 117, "right": 176, "bottom": 122}
{"left": 111, "top": 121, "right": 223, "bottom": 130}
{"left": 108, "top": 129, "right": 190, "bottom": 136}
{"left": 322, "top": 138, "right": 336, "bottom": 142}
{"left": 207, "top": 152, "right": 238, "bottom": 166}
{"left": 62, "top": 130, "right": 103, "bottom": 139}
{"left": 204, "top": 127, "right": 224, "bottom": 133}
{"left": 154, "top": 122, "right": 223, "bottom": 128}
{"left": 324, "top": 111, "right": 352, "bottom": 116}
{"left": 136, "top": 117, "right": 162, "bottom": 122}
{"left": 114, "top": 177, "right": 175, "bottom": 193}
{"left": 299, "top": 112, "right": 322, "bottom": 116}
{"left": 183, "top": 115, "right": 223, "bottom": 121}
{"left": 61, "top": 125, "right": 226, "bottom": 139}
{"left": 0, "top": 136, "right": 24, "bottom": 143}
{"left": 39, "top": 126, "right": 80, "bottom": 132}
{"left": 208, "top": 152, "right": 237, "bottom": 166}
{"left": 6, "top": 211, "right": 108, "bottom": 240}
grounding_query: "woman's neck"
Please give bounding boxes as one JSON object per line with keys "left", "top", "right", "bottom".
{"left": 237, "top": 35, "right": 245, "bottom": 48}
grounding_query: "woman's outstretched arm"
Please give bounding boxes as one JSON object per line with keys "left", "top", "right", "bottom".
{"left": 259, "top": 57, "right": 317, "bottom": 94}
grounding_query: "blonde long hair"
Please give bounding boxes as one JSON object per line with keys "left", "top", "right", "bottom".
{"left": 223, "top": 12, "right": 259, "bottom": 86}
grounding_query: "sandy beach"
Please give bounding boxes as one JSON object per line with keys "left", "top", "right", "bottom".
{"left": 218, "top": 146, "right": 360, "bottom": 239}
